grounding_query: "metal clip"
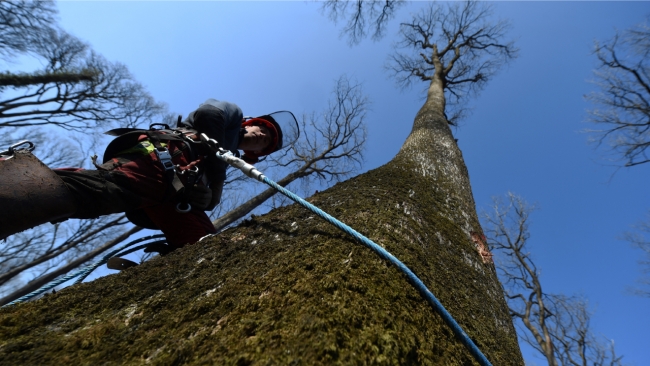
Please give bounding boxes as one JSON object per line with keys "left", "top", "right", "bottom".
{"left": 1, "top": 140, "right": 35, "bottom": 157}
{"left": 149, "top": 123, "right": 171, "bottom": 131}
{"left": 154, "top": 147, "right": 175, "bottom": 171}
{"left": 175, "top": 202, "right": 192, "bottom": 213}
{"left": 199, "top": 133, "right": 221, "bottom": 153}
{"left": 178, "top": 165, "right": 199, "bottom": 175}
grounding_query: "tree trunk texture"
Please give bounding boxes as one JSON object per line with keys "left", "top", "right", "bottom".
{"left": 0, "top": 81, "right": 522, "bottom": 364}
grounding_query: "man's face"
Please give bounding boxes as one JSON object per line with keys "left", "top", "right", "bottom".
{"left": 239, "top": 124, "right": 273, "bottom": 153}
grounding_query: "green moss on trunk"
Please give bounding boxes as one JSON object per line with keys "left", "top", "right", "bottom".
{"left": 1, "top": 80, "right": 522, "bottom": 364}
{"left": 0, "top": 160, "right": 522, "bottom": 365}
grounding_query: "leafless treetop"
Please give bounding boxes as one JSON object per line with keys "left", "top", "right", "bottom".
{"left": 587, "top": 19, "right": 650, "bottom": 168}
{"left": 0, "top": 28, "right": 166, "bottom": 132}
{"left": 275, "top": 75, "right": 368, "bottom": 183}
{"left": 387, "top": 1, "right": 517, "bottom": 124}
{"left": 0, "top": 0, "right": 57, "bottom": 60}
{"left": 322, "top": 0, "right": 405, "bottom": 45}
{"left": 483, "top": 193, "right": 624, "bottom": 366}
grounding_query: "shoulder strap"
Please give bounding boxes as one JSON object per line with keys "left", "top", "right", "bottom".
{"left": 102, "top": 126, "right": 201, "bottom": 164}
{"left": 104, "top": 128, "right": 143, "bottom": 137}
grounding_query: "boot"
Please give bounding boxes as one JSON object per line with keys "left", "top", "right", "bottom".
{"left": 0, "top": 150, "right": 76, "bottom": 240}
{"left": 106, "top": 257, "right": 138, "bottom": 270}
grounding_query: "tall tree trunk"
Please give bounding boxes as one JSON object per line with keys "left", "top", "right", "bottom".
{"left": 0, "top": 78, "right": 522, "bottom": 364}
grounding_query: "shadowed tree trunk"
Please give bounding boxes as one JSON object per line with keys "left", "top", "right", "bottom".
{"left": 0, "top": 68, "right": 522, "bottom": 364}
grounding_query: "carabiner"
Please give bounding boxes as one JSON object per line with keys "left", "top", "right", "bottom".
{"left": 199, "top": 133, "right": 221, "bottom": 153}
{"left": 178, "top": 165, "right": 199, "bottom": 175}
{"left": 149, "top": 123, "right": 171, "bottom": 131}
{"left": 176, "top": 202, "right": 192, "bottom": 213}
{"left": 0, "top": 140, "right": 35, "bottom": 156}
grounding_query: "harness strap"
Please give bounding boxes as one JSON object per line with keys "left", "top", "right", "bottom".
{"left": 146, "top": 130, "right": 188, "bottom": 198}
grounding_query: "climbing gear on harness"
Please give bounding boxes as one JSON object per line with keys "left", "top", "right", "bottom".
{"left": 0, "top": 140, "right": 34, "bottom": 157}
{"left": 103, "top": 124, "right": 214, "bottom": 218}
{"left": 0, "top": 141, "right": 76, "bottom": 240}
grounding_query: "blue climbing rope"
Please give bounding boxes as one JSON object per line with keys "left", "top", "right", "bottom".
{"left": 73, "top": 239, "right": 166, "bottom": 284}
{"left": 2, "top": 234, "right": 165, "bottom": 308}
{"left": 260, "top": 176, "right": 492, "bottom": 366}
{"left": 213, "top": 150, "right": 493, "bottom": 366}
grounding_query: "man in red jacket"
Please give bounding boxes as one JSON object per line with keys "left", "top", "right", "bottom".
{"left": 0, "top": 99, "right": 298, "bottom": 251}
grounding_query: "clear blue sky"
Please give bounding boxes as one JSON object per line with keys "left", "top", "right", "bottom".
{"left": 53, "top": 1, "right": 649, "bottom": 364}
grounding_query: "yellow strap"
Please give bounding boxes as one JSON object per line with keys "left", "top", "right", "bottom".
{"left": 115, "top": 139, "right": 168, "bottom": 156}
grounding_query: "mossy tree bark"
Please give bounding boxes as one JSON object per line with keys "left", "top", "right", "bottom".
{"left": 0, "top": 73, "right": 522, "bottom": 365}
{"left": 0, "top": 1, "right": 523, "bottom": 364}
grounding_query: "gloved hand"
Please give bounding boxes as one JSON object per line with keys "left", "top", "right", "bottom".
{"left": 187, "top": 185, "right": 212, "bottom": 210}
{"left": 143, "top": 242, "right": 174, "bottom": 256}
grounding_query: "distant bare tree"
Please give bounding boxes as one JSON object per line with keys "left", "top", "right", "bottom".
{"left": 0, "top": 215, "right": 129, "bottom": 290}
{"left": 322, "top": 0, "right": 405, "bottom": 44}
{"left": 551, "top": 295, "right": 624, "bottom": 366}
{"left": 483, "top": 193, "right": 624, "bottom": 366}
{"left": 622, "top": 213, "right": 650, "bottom": 297}
{"left": 0, "top": 219, "right": 142, "bottom": 305}
{"left": 587, "top": 19, "right": 650, "bottom": 168}
{"left": 386, "top": 0, "right": 517, "bottom": 125}
{"left": 0, "top": 0, "right": 57, "bottom": 60}
{"left": 213, "top": 75, "right": 368, "bottom": 231}
{"left": 0, "top": 28, "right": 166, "bottom": 131}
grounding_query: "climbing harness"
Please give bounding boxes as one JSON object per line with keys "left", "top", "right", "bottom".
{"left": 2, "top": 136, "right": 493, "bottom": 366}
{"left": 103, "top": 123, "right": 213, "bottom": 214}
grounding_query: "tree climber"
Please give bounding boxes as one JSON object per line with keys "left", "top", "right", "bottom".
{"left": 0, "top": 99, "right": 299, "bottom": 252}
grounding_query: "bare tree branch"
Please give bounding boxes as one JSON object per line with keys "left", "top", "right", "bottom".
{"left": 587, "top": 18, "right": 650, "bottom": 167}
{"left": 386, "top": 1, "right": 517, "bottom": 125}
{"left": 0, "top": 70, "right": 96, "bottom": 87}
{"left": 0, "top": 28, "right": 167, "bottom": 132}
{"left": 482, "top": 193, "right": 625, "bottom": 366}
{"left": 322, "top": 0, "right": 406, "bottom": 45}
{"left": 0, "top": 0, "right": 57, "bottom": 61}
{"left": 622, "top": 212, "right": 650, "bottom": 297}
